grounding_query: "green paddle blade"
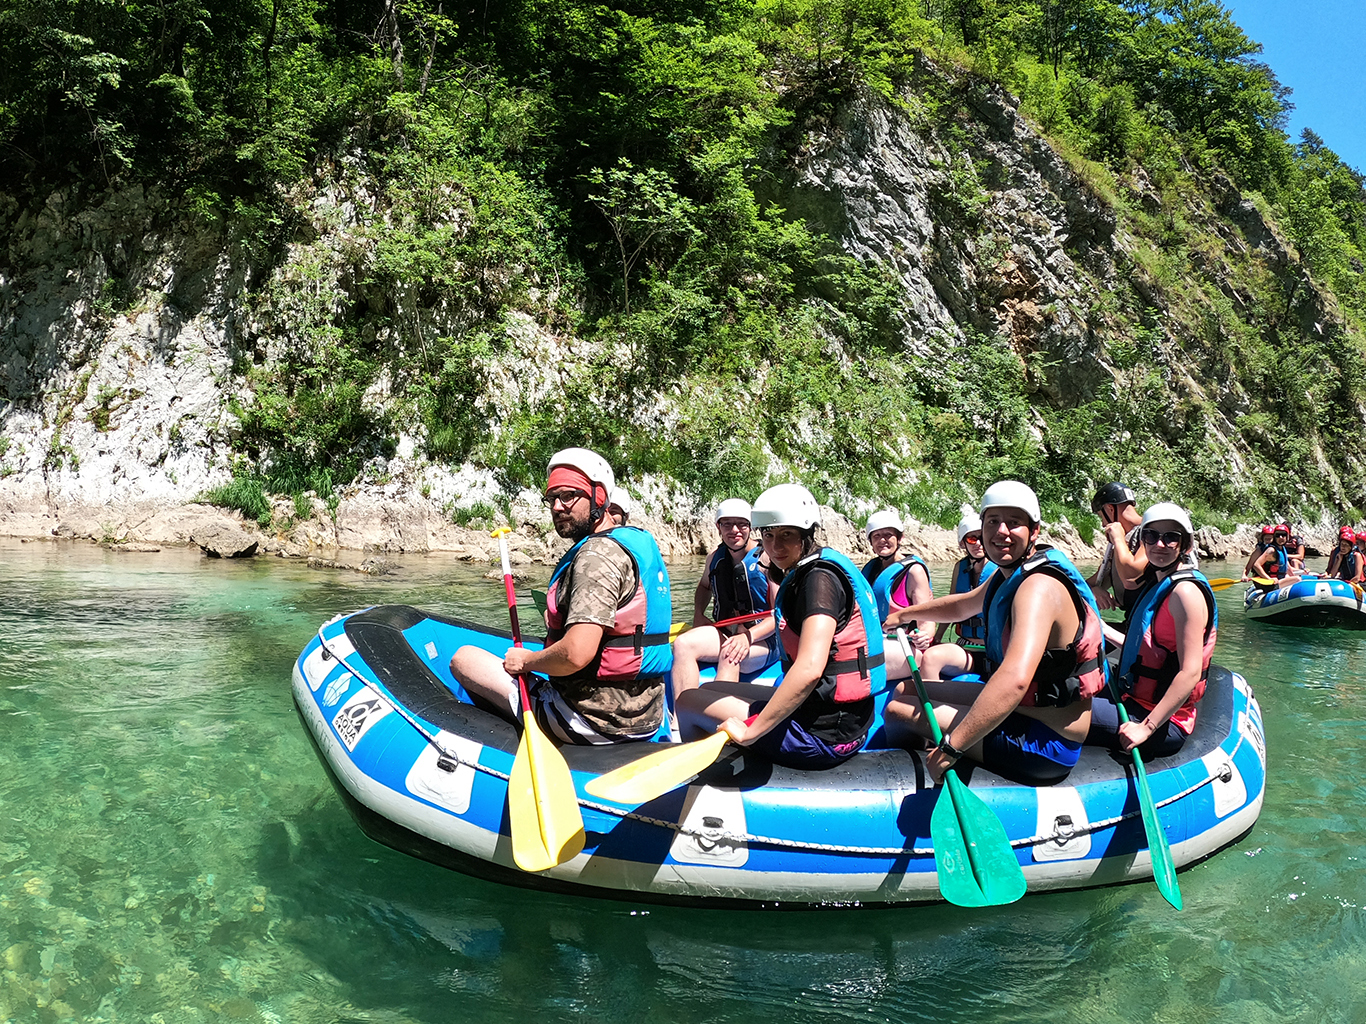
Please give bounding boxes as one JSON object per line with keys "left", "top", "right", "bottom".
{"left": 508, "top": 711, "right": 586, "bottom": 872}
{"left": 531, "top": 588, "right": 549, "bottom": 619}
{"left": 931, "top": 771, "right": 1028, "bottom": 908}
{"left": 1129, "top": 749, "right": 1182, "bottom": 909}
{"left": 585, "top": 731, "right": 730, "bottom": 805}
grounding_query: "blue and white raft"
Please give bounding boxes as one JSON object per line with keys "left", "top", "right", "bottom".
{"left": 293, "top": 605, "right": 1266, "bottom": 907}
{"left": 1244, "top": 576, "right": 1366, "bottom": 629}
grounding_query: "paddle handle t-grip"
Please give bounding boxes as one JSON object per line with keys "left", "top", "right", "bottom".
{"left": 491, "top": 528, "right": 524, "bottom": 647}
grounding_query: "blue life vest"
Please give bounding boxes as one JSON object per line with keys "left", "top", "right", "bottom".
{"left": 950, "top": 556, "right": 995, "bottom": 641}
{"left": 983, "top": 547, "right": 1108, "bottom": 707}
{"left": 871, "top": 554, "right": 930, "bottom": 623}
{"left": 1117, "top": 568, "right": 1218, "bottom": 697}
{"left": 708, "top": 544, "right": 770, "bottom": 621}
{"left": 1266, "top": 545, "right": 1289, "bottom": 579}
{"left": 547, "top": 526, "right": 674, "bottom": 680}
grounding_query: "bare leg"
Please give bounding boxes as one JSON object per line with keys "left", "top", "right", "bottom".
{"left": 882, "top": 687, "right": 986, "bottom": 762}
{"left": 676, "top": 681, "right": 785, "bottom": 741}
{"left": 449, "top": 646, "right": 518, "bottom": 723}
{"left": 671, "top": 626, "right": 722, "bottom": 697}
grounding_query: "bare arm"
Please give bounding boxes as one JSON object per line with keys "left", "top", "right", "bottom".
{"left": 887, "top": 579, "right": 987, "bottom": 630}
{"left": 1106, "top": 523, "right": 1148, "bottom": 587}
{"left": 723, "top": 613, "right": 835, "bottom": 744}
{"left": 504, "top": 621, "right": 605, "bottom": 677}
{"left": 692, "top": 572, "right": 713, "bottom": 627}
{"left": 935, "top": 574, "right": 1060, "bottom": 751}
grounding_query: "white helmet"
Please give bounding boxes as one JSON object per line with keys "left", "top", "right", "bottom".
{"left": 956, "top": 511, "right": 983, "bottom": 543}
{"left": 547, "top": 447, "right": 614, "bottom": 513}
{"left": 980, "top": 480, "right": 1041, "bottom": 525}
{"left": 865, "top": 509, "right": 904, "bottom": 538}
{"left": 750, "top": 483, "right": 821, "bottom": 531}
{"left": 1139, "top": 501, "right": 1193, "bottom": 536}
{"left": 714, "top": 498, "right": 752, "bottom": 523}
{"left": 608, "top": 488, "right": 633, "bottom": 516}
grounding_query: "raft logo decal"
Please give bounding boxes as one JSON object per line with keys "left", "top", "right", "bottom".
{"left": 323, "top": 673, "right": 352, "bottom": 708}
{"left": 332, "top": 688, "right": 392, "bottom": 751}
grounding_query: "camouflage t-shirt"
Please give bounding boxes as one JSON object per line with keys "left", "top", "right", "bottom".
{"left": 551, "top": 533, "right": 665, "bottom": 739}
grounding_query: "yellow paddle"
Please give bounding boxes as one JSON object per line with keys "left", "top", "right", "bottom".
{"left": 1206, "top": 576, "right": 1275, "bottom": 591}
{"left": 585, "top": 730, "right": 732, "bottom": 804}
{"left": 491, "top": 528, "right": 585, "bottom": 871}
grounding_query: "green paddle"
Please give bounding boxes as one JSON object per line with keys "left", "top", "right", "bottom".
{"left": 1105, "top": 673, "right": 1182, "bottom": 909}
{"left": 895, "top": 629, "right": 1026, "bottom": 908}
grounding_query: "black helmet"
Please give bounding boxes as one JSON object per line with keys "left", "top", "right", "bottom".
{"left": 1091, "top": 482, "right": 1136, "bottom": 513}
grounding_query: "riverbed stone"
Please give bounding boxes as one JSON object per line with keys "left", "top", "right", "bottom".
{"left": 191, "top": 521, "right": 260, "bottom": 558}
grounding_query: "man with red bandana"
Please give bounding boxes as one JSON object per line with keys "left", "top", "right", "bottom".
{"left": 450, "top": 448, "right": 672, "bottom": 744}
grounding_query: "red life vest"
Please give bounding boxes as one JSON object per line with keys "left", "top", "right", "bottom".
{"left": 544, "top": 528, "right": 674, "bottom": 682}
{"left": 1119, "top": 570, "right": 1217, "bottom": 735}
{"left": 776, "top": 549, "right": 885, "bottom": 705}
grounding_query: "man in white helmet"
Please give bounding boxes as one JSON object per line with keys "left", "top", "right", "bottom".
{"left": 672, "top": 498, "right": 778, "bottom": 698}
{"left": 449, "top": 448, "right": 673, "bottom": 745}
{"left": 884, "top": 481, "right": 1106, "bottom": 786}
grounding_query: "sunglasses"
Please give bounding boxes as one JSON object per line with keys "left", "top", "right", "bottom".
{"left": 1140, "top": 528, "right": 1185, "bottom": 546}
{"left": 963, "top": 533, "right": 983, "bottom": 544}
{"left": 542, "top": 489, "right": 589, "bottom": 508}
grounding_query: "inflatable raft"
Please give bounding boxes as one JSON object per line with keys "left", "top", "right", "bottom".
{"left": 1244, "top": 576, "right": 1366, "bottom": 629}
{"left": 293, "top": 605, "right": 1266, "bottom": 906}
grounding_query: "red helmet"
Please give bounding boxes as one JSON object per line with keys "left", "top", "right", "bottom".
{"left": 1357, "top": 531, "right": 1366, "bottom": 543}
{"left": 1260, "top": 525, "right": 1274, "bottom": 536}
{"left": 1341, "top": 526, "right": 1356, "bottom": 540}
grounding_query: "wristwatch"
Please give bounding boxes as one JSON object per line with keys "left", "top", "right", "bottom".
{"left": 935, "top": 737, "right": 965, "bottom": 765}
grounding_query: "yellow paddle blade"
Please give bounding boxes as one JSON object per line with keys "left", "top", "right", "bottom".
{"left": 1205, "top": 577, "right": 1241, "bottom": 591}
{"left": 508, "top": 711, "right": 585, "bottom": 872}
{"left": 585, "top": 731, "right": 730, "bottom": 805}
{"left": 669, "top": 621, "right": 689, "bottom": 641}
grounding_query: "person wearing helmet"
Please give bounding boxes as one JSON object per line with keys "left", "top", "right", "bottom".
{"left": 672, "top": 499, "right": 778, "bottom": 697}
{"left": 1284, "top": 525, "right": 1306, "bottom": 573}
{"left": 1325, "top": 527, "right": 1361, "bottom": 581}
{"left": 862, "top": 510, "right": 905, "bottom": 584}
{"left": 1087, "top": 503, "right": 1217, "bottom": 760}
{"left": 607, "top": 488, "right": 633, "bottom": 527}
{"left": 1247, "top": 523, "right": 1294, "bottom": 582}
{"left": 1241, "top": 526, "right": 1274, "bottom": 578}
{"left": 449, "top": 448, "right": 673, "bottom": 745}
{"left": 863, "top": 510, "right": 934, "bottom": 653}
{"left": 1086, "top": 482, "right": 1146, "bottom": 613}
{"left": 883, "top": 481, "right": 1106, "bottom": 786}
{"left": 676, "top": 484, "right": 886, "bottom": 770}
{"left": 932, "top": 511, "right": 996, "bottom": 652}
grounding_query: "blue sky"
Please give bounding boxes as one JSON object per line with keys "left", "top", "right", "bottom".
{"left": 1223, "top": 0, "right": 1366, "bottom": 171}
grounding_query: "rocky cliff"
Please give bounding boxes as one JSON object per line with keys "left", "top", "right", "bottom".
{"left": 0, "top": 71, "right": 1346, "bottom": 561}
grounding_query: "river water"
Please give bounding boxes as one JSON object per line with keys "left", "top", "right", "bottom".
{"left": 1, "top": 539, "right": 1363, "bottom": 1023}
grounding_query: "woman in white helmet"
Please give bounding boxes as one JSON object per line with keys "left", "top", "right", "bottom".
{"left": 861, "top": 510, "right": 904, "bottom": 584}
{"left": 607, "top": 488, "right": 633, "bottom": 527}
{"left": 882, "top": 481, "right": 1106, "bottom": 786}
{"left": 863, "top": 510, "right": 934, "bottom": 656}
{"left": 676, "top": 484, "right": 886, "bottom": 769}
{"left": 672, "top": 498, "right": 778, "bottom": 698}
{"left": 1087, "top": 502, "right": 1218, "bottom": 760}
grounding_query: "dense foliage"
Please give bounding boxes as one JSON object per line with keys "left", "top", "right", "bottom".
{"left": 3, "top": 0, "right": 1365, "bottom": 527}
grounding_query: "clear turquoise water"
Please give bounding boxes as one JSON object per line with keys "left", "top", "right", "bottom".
{"left": 2, "top": 540, "right": 1364, "bottom": 1023}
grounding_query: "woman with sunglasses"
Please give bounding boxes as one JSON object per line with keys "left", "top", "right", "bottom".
{"left": 931, "top": 512, "right": 995, "bottom": 659}
{"left": 1087, "top": 503, "right": 1217, "bottom": 760}
{"left": 676, "top": 484, "right": 884, "bottom": 769}
{"left": 1246, "top": 523, "right": 1294, "bottom": 582}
